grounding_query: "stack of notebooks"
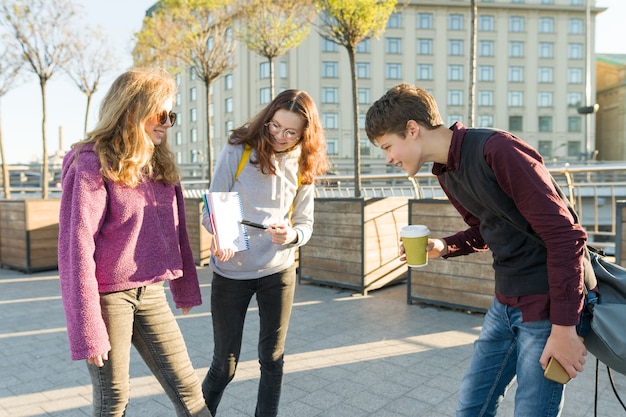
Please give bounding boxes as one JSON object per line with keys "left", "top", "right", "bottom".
{"left": 203, "top": 192, "right": 249, "bottom": 253}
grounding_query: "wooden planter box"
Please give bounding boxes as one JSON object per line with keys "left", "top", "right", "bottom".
{"left": 184, "top": 198, "right": 212, "bottom": 266}
{"left": 407, "top": 199, "right": 494, "bottom": 312}
{"left": 298, "top": 197, "right": 408, "bottom": 294}
{"left": 0, "top": 199, "right": 61, "bottom": 273}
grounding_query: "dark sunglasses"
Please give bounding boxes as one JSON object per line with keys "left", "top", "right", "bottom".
{"left": 158, "top": 110, "right": 177, "bottom": 126}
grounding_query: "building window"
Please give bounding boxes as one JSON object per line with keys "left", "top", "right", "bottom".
{"left": 448, "top": 39, "right": 464, "bottom": 56}
{"left": 176, "top": 92, "right": 181, "bottom": 106}
{"left": 175, "top": 131, "right": 182, "bottom": 145}
{"left": 478, "top": 65, "right": 494, "bottom": 82}
{"left": 356, "top": 62, "right": 370, "bottom": 79}
{"left": 447, "top": 114, "right": 463, "bottom": 126}
{"left": 358, "top": 88, "right": 370, "bottom": 104}
{"left": 448, "top": 90, "right": 463, "bottom": 106}
{"left": 322, "top": 113, "right": 339, "bottom": 129}
{"left": 260, "top": 87, "right": 271, "bottom": 104}
{"left": 568, "top": 68, "right": 583, "bottom": 84}
{"left": 479, "top": 40, "right": 494, "bottom": 57}
{"left": 326, "top": 138, "right": 338, "bottom": 155}
{"left": 568, "top": 43, "right": 583, "bottom": 59}
{"left": 541, "top": 0, "right": 555, "bottom": 4}
{"left": 190, "top": 68, "right": 197, "bottom": 80}
{"left": 570, "top": 0, "right": 582, "bottom": 5}
{"left": 509, "top": 16, "right": 524, "bottom": 33}
{"left": 448, "top": 64, "right": 464, "bottom": 81}
{"left": 449, "top": 14, "right": 464, "bottom": 31}
{"left": 190, "top": 87, "right": 197, "bottom": 101}
{"left": 260, "top": 62, "right": 270, "bottom": 79}
{"left": 567, "top": 92, "right": 582, "bottom": 107}
{"left": 478, "top": 90, "right": 494, "bottom": 107}
{"left": 567, "top": 141, "right": 581, "bottom": 157}
{"left": 478, "top": 115, "right": 494, "bottom": 127}
{"left": 509, "top": 41, "right": 524, "bottom": 58}
{"left": 568, "top": 116, "right": 582, "bottom": 132}
{"left": 387, "top": 12, "right": 402, "bottom": 28}
{"left": 417, "top": 13, "right": 433, "bottom": 29}
{"left": 176, "top": 112, "right": 182, "bottom": 126}
{"left": 385, "top": 63, "right": 402, "bottom": 79}
{"left": 175, "top": 73, "right": 182, "bottom": 85}
{"left": 538, "top": 67, "right": 553, "bottom": 83}
{"left": 508, "top": 66, "right": 524, "bottom": 82}
{"left": 508, "top": 91, "right": 524, "bottom": 107}
{"left": 538, "top": 141, "right": 552, "bottom": 156}
{"left": 280, "top": 61, "right": 288, "bottom": 78}
{"left": 355, "top": 39, "right": 370, "bottom": 53}
{"left": 190, "top": 108, "right": 197, "bottom": 122}
{"left": 417, "top": 38, "right": 433, "bottom": 55}
{"left": 176, "top": 152, "right": 182, "bottom": 164}
{"left": 386, "top": 37, "right": 402, "bottom": 54}
{"left": 569, "top": 18, "right": 584, "bottom": 34}
{"left": 539, "top": 17, "right": 554, "bottom": 33}
{"left": 538, "top": 92, "right": 553, "bottom": 107}
{"left": 538, "top": 116, "right": 553, "bottom": 132}
{"left": 225, "top": 97, "right": 233, "bottom": 113}
{"left": 190, "top": 128, "right": 197, "bottom": 143}
{"left": 322, "top": 61, "right": 339, "bottom": 78}
{"left": 190, "top": 150, "right": 199, "bottom": 163}
{"left": 417, "top": 64, "right": 433, "bottom": 81}
{"left": 359, "top": 113, "right": 366, "bottom": 129}
{"left": 509, "top": 115, "right": 523, "bottom": 131}
{"left": 322, "top": 37, "right": 338, "bottom": 52}
{"left": 322, "top": 87, "right": 339, "bottom": 104}
{"left": 539, "top": 42, "right": 554, "bottom": 59}
{"left": 225, "top": 74, "right": 233, "bottom": 90}
{"left": 479, "top": 15, "right": 494, "bottom": 32}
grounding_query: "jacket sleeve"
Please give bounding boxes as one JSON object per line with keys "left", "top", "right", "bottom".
{"left": 58, "top": 155, "right": 111, "bottom": 361}
{"left": 288, "top": 183, "right": 314, "bottom": 247}
{"left": 168, "top": 184, "right": 203, "bottom": 309}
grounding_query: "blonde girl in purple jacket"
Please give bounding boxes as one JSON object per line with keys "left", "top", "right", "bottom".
{"left": 58, "top": 68, "right": 211, "bottom": 417}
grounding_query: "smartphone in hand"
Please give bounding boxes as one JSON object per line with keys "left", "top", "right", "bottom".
{"left": 544, "top": 357, "right": 571, "bottom": 384}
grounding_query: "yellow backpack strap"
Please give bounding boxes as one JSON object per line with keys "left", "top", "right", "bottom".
{"left": 235, "top": 144, "right": 252, "bottom": 180}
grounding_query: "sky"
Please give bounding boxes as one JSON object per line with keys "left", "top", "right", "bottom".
{"left": 1, "top": 0, "right": 625, "bottom": 164}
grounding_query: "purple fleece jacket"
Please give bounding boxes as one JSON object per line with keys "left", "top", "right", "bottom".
{"left": 58, "top": 143, "right": 202, "bottom": 360}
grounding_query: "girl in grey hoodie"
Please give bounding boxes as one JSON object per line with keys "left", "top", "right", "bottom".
{"left": 201, "top": 89, "right": 329, "bottom": 417}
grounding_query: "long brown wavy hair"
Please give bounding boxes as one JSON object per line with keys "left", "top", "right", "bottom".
{"left": 73, "top": 68, "right": 179, "bottom": 187}
{"left": 229, "top": 89, "right": 329, "bottom": 185}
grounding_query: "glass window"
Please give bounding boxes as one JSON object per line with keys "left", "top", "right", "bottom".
{"left": 447, "top": 114, "right": 463, "bottom": 126}
{"left": 478, "top": 115, "right": 494, "bottom": 127}
{"left": 448, "top": 90, "right": 463, "bottom": 106}
{"left": 322, "top": 113, "right": 339, "bottom": 129}
{"left": 538, "top": 67, "right": 553, "bottom": 83}
{"left": 479, "top": 40, "right": 494, "bottom": 57}
{"left": 260, "top": 87, "right": 271, "bottom": 104}
{"left": 509, "top": 41, "right": 524, "bottom": 58}
{"left": 539, "top": 42, "right": 554, "bottom": 58}
{"left": 568, "top": 116, "right": 582, "bottom": 132}
{"left": 570, "top": 0, "right": 582, "bottom": 5}
{"left": 541, "top": 0, "right": 555, "bottom": 4}
{"left": 322, "top": 87, "right": 339, "bottom": 103}
{"left": 539, "top": 17, "right": 554, "bottom": 33}
{"left": 190, "top": 108, "right": 197, "bottom": 122}
{"left": 567, "top": 92, "right": 582, "bottom": 107}
{"left": 226, "top": 120, "right": 233, "bottom": 133}
{"left": 190, "top": 87, "right": 197, "bottom": 101}
{"left": 322, "top": 61, "right": 339, "bottom": 78}
{"left": 176, "top": 92, "right": 181, "bottom": 106}
{"left": 356, "top": 39, "right": 370, "bottom": 53}
{"left": 386, "top": 63, "right": 402, "bottom": 79}
{"left": 508, "top": 91, "right": 524, "bottom": 107}
{"left": 448, "top": 64, "right": 464, "bottom": 81}
{"left": 478, "top": 90, "right": 494, "bottom": 106}
{"left": 191, "top": 150, "right": 199, "bottom": 163}
{"left": 538, "top": 92, "right": 553, "bottom": 107}
{"left": 280, "top": 61, "right": 288, "bottom": 78}
{"left": 322, "top": 37, "right": 338, "bottom": 52}
{"left": 448, "top": 39, "right": 464, "bottom": 56}
{"left": 175, "top": 73, "right": 182, "bottom": 85}
{"left": 356, "top": 62, "right": 370, "bottom": 79}
{"left": 358, "top": 88, "right": 370, "bottom": 104}
{"left": 176, "top": 152, "right": 182, "bottom": 164}
{"left": 449, "top": 14, "right": 464, "bottom": 31}
{"left": 417, "top": 64, "right": 433, "bottom": 81}
{"left": 225, "top": 74, "right": 233, "bottom": 90}
{"left": 569, "top": 18, "right": 584, "bottom": 34}
{"left": 568, "top": 68, "right": 583, "bottom": 84}
{"left": 387, "top": 12, "right": 402, "bottom": 28}
{"left": 509, "top": 115, "right": 523, "bottom": 131}
{"left": 417, "top": 38, "right": 433, "bottom": 55}
{"left": 479, "top": 15, "right": 495, "bottom": 32}
{"left": 190, "top": 67, "right": 197, "bottom": 80}
{"left": 225, "top": 97, "right": 233, "bottom": 113}
{"left": 509, "top": 66, "right": 524, "bottom": 82}
{"left": 260, "top": 62, "right": 270, "bottom": 79}
{"left": 478, "top": 65, "right": 494, "bottom": 82}
{"left": 417, "top": 13, "right": 433, "bottom": 29}
{"left": 538, "top": 141, "right": 552, "bottom": 156}
{"left": 568, "top": 43, "right": 583, "bottom": 59}
{"left": 538, "top": 116, "right": 553, "bottom": 132}
{"left": 175, "top": 131, "right": 182, "bottom": 145}
{"left": 326, "top": 138, "right": 338, "bottom": 155}
{"left": 509, "top": 16, "right": 524, "bottom": 32}
{"left": 386, "top": 38, "right": 402, "bottom": 54}
{"left": 190, "top": 128, "right": 197, "bottom": 143}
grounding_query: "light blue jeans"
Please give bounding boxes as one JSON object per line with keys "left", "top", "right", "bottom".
{"left": 456, "top": 298, "right": 565, "bottom": 417}
{"left": 88, "top": 282, "right": 211, "bottom": 417}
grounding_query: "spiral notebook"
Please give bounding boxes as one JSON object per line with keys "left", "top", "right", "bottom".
{"left": 203, "top": 192, "right": 249, "bottom": 253}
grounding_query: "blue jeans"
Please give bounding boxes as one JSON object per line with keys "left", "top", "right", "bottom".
{"left": 202, "top": 266, "right": 296, "bottom": 417}
{"left": 456, "top": 298, "right": 565, "bottom": 417}
{"left": 88, "top": 282, "right": 210, "bottom": 417}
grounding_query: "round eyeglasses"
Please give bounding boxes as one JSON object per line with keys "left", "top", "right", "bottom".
{"left": 265, "top": 120, "right": 300, "bottom": 141}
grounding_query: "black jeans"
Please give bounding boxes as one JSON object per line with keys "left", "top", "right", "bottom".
{"left": 202, "top": 266, "right": 296, "bottom": 417}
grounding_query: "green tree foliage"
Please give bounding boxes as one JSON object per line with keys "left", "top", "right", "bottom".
{"left": 315, "top": 0, "right": 396, "bottom": 197}
{"left": 237, "top": 0, "right": 315, "bottom": 100}
{"left": 0, "top": 0, "right": 82, "bottom": 199}
{"left": 133, "top": 0, "right": 238, "bottom": 181}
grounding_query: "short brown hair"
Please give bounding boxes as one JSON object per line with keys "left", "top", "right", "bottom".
{"left": 365, "top": 83, "right": 444, "bottom": 145}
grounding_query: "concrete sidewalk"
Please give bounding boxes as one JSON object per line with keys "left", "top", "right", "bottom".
{"left": 0, "top": 266, "right": 625, "bottom": 416}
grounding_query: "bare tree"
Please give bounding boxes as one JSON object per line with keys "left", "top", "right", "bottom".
{"left": 0, "top": 34, "right": 24, "bottom": 199}
{"left": 133, "top": 0, "right": 239, "bottom": 182}
{"left": 315, "top": 0, "right": 397, "bottom": 198}
{"left": 0, "top": 0, "right": 82, "bottom": 199}
{"left": 64, "top": 27, "right": 120, "bottom": 136}
{"left": 237, "top": 0, "right": 315, "bottom": 100}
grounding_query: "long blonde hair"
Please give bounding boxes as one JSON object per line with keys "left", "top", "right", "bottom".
{"left": 73, "top": 68, "right": 179, "bottom": 187}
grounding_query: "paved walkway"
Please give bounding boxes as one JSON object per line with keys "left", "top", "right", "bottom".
{"left": 1, "top": 266, "right": 625, "bottom": 416}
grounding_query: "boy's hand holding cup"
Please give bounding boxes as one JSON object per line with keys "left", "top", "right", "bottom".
{"left": 400, "top": 225, "right": 430, "bottom": 267}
